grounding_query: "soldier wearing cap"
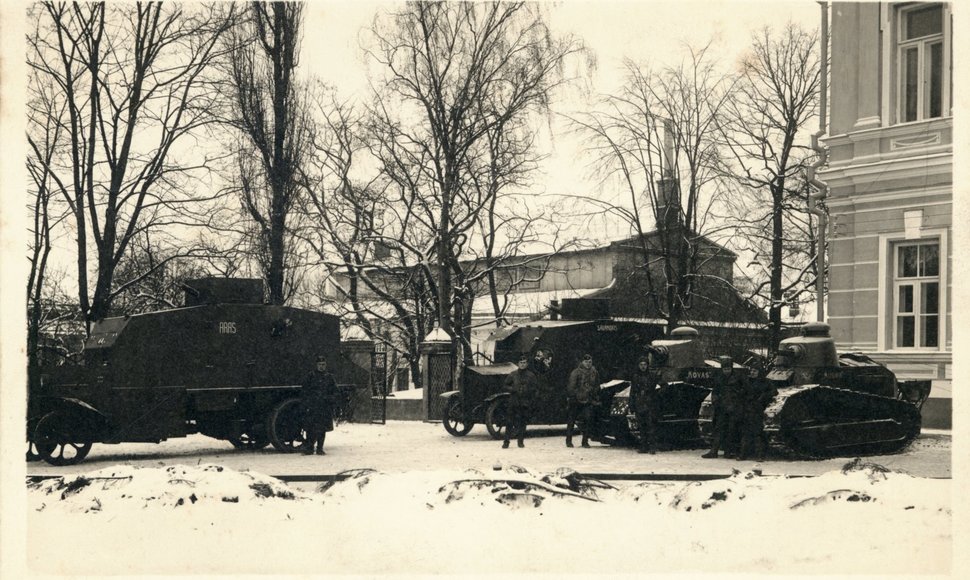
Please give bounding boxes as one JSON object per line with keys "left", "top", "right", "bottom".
{"left": 630, "top": 352, "right": 665, "bottom": 454}
{"left": 302, "top": 355, "right": 337, "bottom": 455}
{"left": 502, "top": 354, "right": 539, "bottom": 448}
{"left": 702, "top": 355, "right": 747, "bottom": 459}
{"left": 566, "top": 353, "right": 601, "bottom": 448}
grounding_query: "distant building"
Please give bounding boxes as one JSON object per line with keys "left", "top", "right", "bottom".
{"left": 822, "top": 3, "right": 952, "bottom": 425}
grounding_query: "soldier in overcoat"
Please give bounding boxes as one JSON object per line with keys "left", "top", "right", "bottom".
{"left": 630, "top": 353, "right": 665, "bottom": 454}
{"left": 702, "top": 356, "right": 748, "bottom": 458}
{"left": 738, "top": 376, "right": 777, "bottom": 460}
{"left": 502, "top": 355, "right": 539, "bottom": 448}
{"left": 302, "top": 356, "right": 337, "bottom": 455}
{"left": 565, "top": 354, "right": 601, "bottom": 448}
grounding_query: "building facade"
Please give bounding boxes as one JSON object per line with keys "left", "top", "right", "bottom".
{"left": 822, "top": 2, "right": 952, "bottom": 423}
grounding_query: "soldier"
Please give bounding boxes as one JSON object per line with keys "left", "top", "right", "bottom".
{"left": 630, "top": 353, "right": 665, "bottom": 454}
{"left": 566, "top": 354, "right": 601, "bottom": 448}
{"left": 302, "top": 356, "right": 337, "bottom": 455}
{"left": 701, "top": 356, "right": 747, "bottom": 459}
{"left": 738, "top": 372, "right": 777, "bottom": 461}
{"left": 502, "top": 355, "right": 538, "bottom": 449}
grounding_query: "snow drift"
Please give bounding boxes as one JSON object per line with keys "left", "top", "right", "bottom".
{"left": 27, "top": 459, "right": 950, "bottom": 575}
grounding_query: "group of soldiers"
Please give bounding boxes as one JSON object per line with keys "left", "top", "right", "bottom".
{"left": 502, "top": 350, "right": 777, "bottom": 460}
{"left": 701, "top": 356, "right": 778, "bottom": 461}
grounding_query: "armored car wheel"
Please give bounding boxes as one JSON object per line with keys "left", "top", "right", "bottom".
{"left": 27, "top": 441, "right": 42, "bottom": 462}
{"left": 267, "top": 398, "right": 307, "bottom": 453}
{"left": 229, "top": 428, "right": 270, "bottom": 451}
{"left": 485, "top": 399, "right": 509, "bottom": 440}
{"left": 33, "top": 411, "right": 93, "bottom": 466}
{"left": 442, "top": 396, "right": 474, "bottom": 436}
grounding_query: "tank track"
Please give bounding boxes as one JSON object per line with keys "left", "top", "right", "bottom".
{"left": 763, "top": 385, "right": 922, "bottom": 458}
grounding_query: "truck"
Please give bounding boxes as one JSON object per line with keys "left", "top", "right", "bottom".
{"left": 440, "top": 299, "right": 663, "bottom": 439}
{"left": 27, "top": 278, "right": 347, "bottom": 465}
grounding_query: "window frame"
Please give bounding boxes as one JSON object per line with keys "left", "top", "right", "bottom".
{"left": 893, "top": 3, "right": 950, "bottom": 124}
{"left": 877, "top": 228, "right": 948, "bottom": 352}
{"left": 891, "top": 241, "right": 940, "bottom": 348}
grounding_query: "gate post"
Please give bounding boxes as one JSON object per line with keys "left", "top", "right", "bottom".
{"left": 420, "top": 327, "right": 454, "bottom": 421}
{"left": 341, "top": 339, "right": 376, "bottom": 423}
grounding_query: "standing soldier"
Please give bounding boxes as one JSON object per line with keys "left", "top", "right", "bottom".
{"left": 302, "top": 356, "right": 337, "bottom": 455}
{"left": 630, "top": 353, "right": 665, "bottom": 454}
{"left": 502, "top": 355, "right": 538, "bottom": 449}
{"left": 566, "top": 354, "right": 600, "bottom": 448}
{"left": 738, "top": 371, "right": 777, "bottom": 460}
{"left": 701, "top": 356, "right": 747, "bottom": 459}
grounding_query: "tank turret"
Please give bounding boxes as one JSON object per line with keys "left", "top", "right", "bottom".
{"left": 776, "top": 322, "right": 839, "bottom": 385}
{"left": 650, "top": 326, "right": 706, "bottom": 383}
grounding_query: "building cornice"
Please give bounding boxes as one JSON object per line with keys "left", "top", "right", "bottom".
{"left": 820, "top": 152, "right": 952, "bottom": 189}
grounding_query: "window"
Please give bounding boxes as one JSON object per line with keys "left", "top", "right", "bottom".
{"left": 893, "top": 241, "right": 940, "bottom": 348}
{"left": 897, "top": 3, "right": 948, "bottom": 122}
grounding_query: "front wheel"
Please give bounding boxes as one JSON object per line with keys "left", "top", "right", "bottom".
{"left": 267, "top": 399, "right": 307, "bottom": 453}
{"left": 33, "top": 411, "right": 93, "bottom": 466}
{"left": 442, "top": 396, "right": 474, "bottom": 436}
{"left": 484, "top": 399, "right": 509, "bottom": 440}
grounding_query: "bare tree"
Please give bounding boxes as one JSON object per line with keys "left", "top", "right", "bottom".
{"left": 225, "top": 1, "right": 309, "bottom": 305}
{"left": 27, "top": 2, "right": 235, "bottom": 330}
{"left": 572, "top": 45, "right": 737, "bottom": 329}
{"left": 365, "top": 1, "right": 582, "bottom": 365}
{"left": 26, "top": 71, "right": 69, "bottom": 370}
{"left": 720, "top": 23, "right": 821, "bottom": 349}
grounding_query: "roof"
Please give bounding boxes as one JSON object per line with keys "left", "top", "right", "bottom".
{"left": 609, "top": 227, "right": 737, "bottom": 259}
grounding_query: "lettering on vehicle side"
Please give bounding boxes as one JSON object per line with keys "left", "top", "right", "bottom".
{"left": 685, "top": 369, "right": 714, "bottom": 380}
{"left": 596, "top": 324, "right": 618, "bottom": 332}
{"left": 218, "top": 321, "right": 237, "bottom": 334}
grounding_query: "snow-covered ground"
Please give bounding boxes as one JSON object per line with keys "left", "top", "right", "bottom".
{"left": 27, "top": 459, "right": 950, "bottom": 575}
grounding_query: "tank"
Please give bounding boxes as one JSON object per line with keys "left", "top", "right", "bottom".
{"left": 753, "top": 322, "right": 930, "bottom": 456}
{"left": 600, "top": 326, "right": 721, "bottom": 447}
{"left": 27, "top": 278, "right": 346, "bottom": 465}
{"left": 606, "top": 322, "right": 931, "bottom": 456}
{"left": 440, "top": 299, "right": 664, "bottom": 439}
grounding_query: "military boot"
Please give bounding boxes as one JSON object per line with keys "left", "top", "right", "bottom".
{"left": 566, "top": 438, "right": 574, "bottom": 448}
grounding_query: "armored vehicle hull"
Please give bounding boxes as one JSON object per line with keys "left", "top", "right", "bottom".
{"left": 27, "top": 279, "right": 346, "bottom": 465}
{"left": 441, "top": 300, "right": 664, "bottom": 439}
{"left": 610, "top": 323, "right": 930, "bottom": 457}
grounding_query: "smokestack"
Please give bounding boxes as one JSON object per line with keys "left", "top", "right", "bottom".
{"left": 663, "top": 118, "right": 675, "bottom": 178}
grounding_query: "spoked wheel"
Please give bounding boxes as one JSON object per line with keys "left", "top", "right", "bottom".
{"left": 442, "top": 396, "right": 474, "bottom": 437}
{"left": 484, "top": 399, "right": 509, "bottom": 440}
{"left": 27, "top": 441, "right": 42, "bottom": 462}
{"left": 267, "top": 399, "right": 307, "bottom": 453}
{"left": 33, "top": 411, "right": 93, "bottom": 466}
{"left": 228, "top": 424, "right": 270, "bottom": 451}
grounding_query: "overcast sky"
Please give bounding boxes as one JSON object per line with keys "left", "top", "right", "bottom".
{"left": 301, "top": 0, "right": 822, "bottom": 243}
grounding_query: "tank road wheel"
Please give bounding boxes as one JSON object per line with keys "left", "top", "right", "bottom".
{"left": 33, "top": 411, "right": 93, "bottom": 466}
{"left": 267, "top": 399, "right": 307, "bottom": 453}
{"left": 485, "top": 399, "right": 509, "bottom": 440}
{"left": 442, "top": 396, "right": 474, "bottom": 437}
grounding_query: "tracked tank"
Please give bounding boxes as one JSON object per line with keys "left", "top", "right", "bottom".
{"left": 601, "top": 326, "right": 718, "bottom": 447}
{"left": 752, "top": 322, "right": 929, "bottom": 457}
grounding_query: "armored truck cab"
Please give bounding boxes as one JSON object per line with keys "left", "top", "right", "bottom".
{"left": 28, "top": 278, "right": 343, "bottom": 465}
{"left": 441, "top": 299, "right": 663, "bottom": 439}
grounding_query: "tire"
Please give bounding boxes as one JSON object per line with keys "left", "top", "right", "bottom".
{"left": 228, "top": 424, "right": 270, "bottom": 450}
{"left": 267, "top": 398, "right": 307, "bottom": 453}
{"left": 33, "top": 411, "right": 93, "bottom": 466}
{"left": 442, "top": 396, "right": 474, "bottom": 436}
{"left": 27, "top": 441, "right": 42, "bottom": 462}
{"left": 484, "top": 398, "right": 509, "bottom": 440}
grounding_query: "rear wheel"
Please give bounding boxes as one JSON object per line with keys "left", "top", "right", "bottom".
{"left": 485, "top": 399, "right": 509, "bottom": 440}
{"left": 33, "top": 411, "right": 93, "bottom": 466}
{"left": 26, "top": 441, "right": 41, "bottom": 462}
{"left": 442, "top": 396, "right": 474, "bottom": 436}
{"left": 267, "top": 399, "right": 307, "bottom": 453}
{"left": 228, "top": 423, "right": 270, "bottom": 450}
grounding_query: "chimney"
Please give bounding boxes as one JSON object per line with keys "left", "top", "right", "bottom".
{"left": 656, "top": 118, "right": 681, "bottom": 231}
